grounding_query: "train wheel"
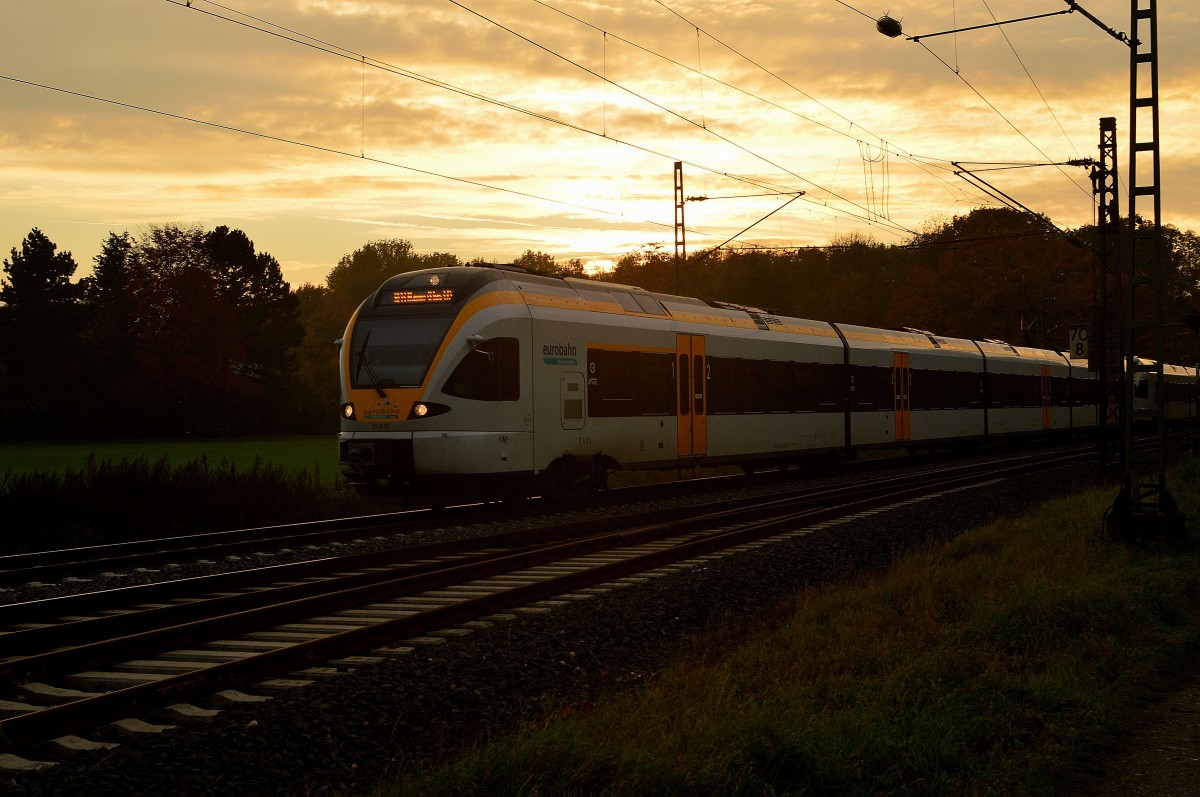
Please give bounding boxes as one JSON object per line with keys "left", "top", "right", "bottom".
{"left": 543, "top": 456, "right": 609, "bottom": 498}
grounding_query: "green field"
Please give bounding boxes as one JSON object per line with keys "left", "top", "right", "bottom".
{"left": 0, "top": 436, "right": 341, "bottom": 482}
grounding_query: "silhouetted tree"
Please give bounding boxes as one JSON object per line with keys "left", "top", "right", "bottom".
{"left": 326, "top": 239, "right": 460, "bottom": 319}
{"left": 513, "top": 250, "right": 556, "bottom": 274}
{"left": 91, "top": 223, "right": 305, "bottom": 436}
{"left": 204, "top": 226, "right": 303, "bottom": 432}
{"left": 894, "top": 208, "right": 1090, "bottom": 347}
{"left": 0, "top": 228, "right": 81, "bottom": 310}
{"left": 79, "top": 232, "right": 138, "bottom": 435}
{"left": 0, "top": 229, "right": 83, "bottom": 437}
{"left": 293, "top": 283, "right": 344, "bottom": 433}
{"left": 606, "top": 242, "right": 675, "bottom": 294}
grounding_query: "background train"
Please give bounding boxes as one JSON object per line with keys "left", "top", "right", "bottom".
{"left": 338, "top": 264, "right": 1195, "bottom": 500}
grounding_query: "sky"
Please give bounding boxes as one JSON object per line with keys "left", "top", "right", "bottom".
{"left": 2, "top": 1, "right": 1197, "bottom": 288}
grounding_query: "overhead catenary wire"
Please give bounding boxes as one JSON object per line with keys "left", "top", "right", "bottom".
{"left": 165, "top": 0, "right": 918, "bottom": 239}
{"left": 536, "top": 1, "right": 963, "bottom": 175}
{"left": 648, "top": 0, "right": 1069, "bottom": 223}
{"left": 444, "top": 0, "right": 918, "bottom": 236}
{"left": 174, "top": 0, "right": 1014, "bottom": 240}
{"left": 0, "top": 72, "right": 693, "bottom": 239}
{"left": 978, "top": 0, "right": 1086, "bottom": 174}
{"left": 13, "top": 0, "right": 1106, "bottom": 256}
{"left": 915, "top": 39, "right": 1090, "bottom": 201}
{"left": 826, "top": 0, "right": 1100, "bottom": 207}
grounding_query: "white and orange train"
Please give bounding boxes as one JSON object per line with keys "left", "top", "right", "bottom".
{"left": 337, "top": 265, "right": 1190, "bottom": 500}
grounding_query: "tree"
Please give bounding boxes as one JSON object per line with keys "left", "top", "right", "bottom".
{"left": 561, "top": 258, "right": 586, "bottom": 277}
{"left": 892, "top": 208, "right": 1090, "bottom": 346}
{"left": 98, "top": 223, "right": 307, "bottom": 435}
{"left": 606, "top": 242, "right": 675, "bottom": 294}
{"left": 0, "top": 228, "right": 80, "bottom": 309}
{"left": 513, "top": 250, "right": 556, "bottom": 274}
{"left": 0, "top": 229, "right": 83, "bottom": 437}
{"left": 326, "top": 240, "right": 460, "bottom": 318}
{"left": 78, "top": 232, "right": 138, "bottom": 435}
{"left": 293, "top": 283, "right": 345, "bottom": 433}
{"left": 204, "top": 226, "right": 304, "bottom": 431}
{"left": 82, "top": 231, "right": 134, "bottom": 308}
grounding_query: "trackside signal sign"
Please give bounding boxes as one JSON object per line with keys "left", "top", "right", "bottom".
{"left": 1069, "top": 326, "right": 1088, "bottom": 360}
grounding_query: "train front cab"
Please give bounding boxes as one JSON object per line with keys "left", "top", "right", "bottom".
{"left": 338, "top": 267, "right": 537, "bottom": 499}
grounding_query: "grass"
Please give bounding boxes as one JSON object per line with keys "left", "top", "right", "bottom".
{"left": 0, "top": 437, "right": 361, "bottom": 554}
{"left": 381, "top": 461, "right": 1200, "bottom": 797}
{"left": 0, "top": 436, "right": 340, "bottom": 482}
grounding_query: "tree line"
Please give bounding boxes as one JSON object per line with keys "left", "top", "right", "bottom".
{"left": 2, "top": 208, "right": 1198, "bottom": 440}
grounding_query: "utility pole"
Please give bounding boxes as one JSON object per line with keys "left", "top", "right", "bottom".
{"left": 1109, "top": 0, "right": 1184, "bottom": 542}
{"left": 876, "top": 1, "right": 1183, "bottom": 543}
{"left": 674, "top": 161, "right": 685, "bottom": 294}
{"left": 1090, "top": 117, "right": 1120, "bottom": 468}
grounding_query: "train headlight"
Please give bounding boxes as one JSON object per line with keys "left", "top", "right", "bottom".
{"left": 408, "top": 401, "right": 450, "bottom": 419}
{"left": 341, "top": 403, "right": 356, "bottom": 420}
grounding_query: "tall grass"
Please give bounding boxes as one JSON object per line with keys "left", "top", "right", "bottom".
{"left": 0, "top": 437, "right": 339, "bottom": 480}
{"left": 384, "top": 468, "right": 1200, "bottom": 797}
{"left": 0, "top": 454, "right": 364, "bottom": 554}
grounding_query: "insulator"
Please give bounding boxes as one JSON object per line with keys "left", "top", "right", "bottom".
{"left": 876, "top": 15, "right": 903, "bottom": 38}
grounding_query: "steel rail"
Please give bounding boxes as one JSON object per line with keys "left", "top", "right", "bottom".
{"left": 0, "top": 441, "right": 1095, "bottom": 585}
{"left": 1, "top": 445, "right": 1088, "bottom": 633}
{"left": 0, "top": 448, "right": 1095, "bottom": 751}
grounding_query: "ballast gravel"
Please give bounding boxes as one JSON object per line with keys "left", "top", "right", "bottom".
{"left": 6, "top": 464, "right": 1103, "bottom": 796}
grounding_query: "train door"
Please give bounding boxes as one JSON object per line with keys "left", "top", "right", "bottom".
{"left": 676, "top": 334, "right": 707, "bottom": 457}
{"left": 893, "top": 352, "right": 911, "bottom": 442}
{"left": 1041, "top": 365, "right": 1052, "bottom": 429}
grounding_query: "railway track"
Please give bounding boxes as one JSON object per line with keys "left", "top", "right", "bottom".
{"left": 0, "top": 446, "right": 1096, "bottom": 765}
{"left": 0, "top": 439, "right": 1091, "bottom": 589}
{"left": 0, "top": 465, "right": 777, "bottom": 589}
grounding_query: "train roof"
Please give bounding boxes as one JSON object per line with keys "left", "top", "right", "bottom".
{"left": 363, "top": 266, "right": 1080, "bottom": 365}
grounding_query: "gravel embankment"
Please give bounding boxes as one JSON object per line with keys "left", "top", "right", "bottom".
{"left": 5, "top": 464, "right": 1104, "bottom": 796}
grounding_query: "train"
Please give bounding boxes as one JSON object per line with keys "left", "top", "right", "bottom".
{"left": 337, "top": 264, "right": 1194, "bottom": 501}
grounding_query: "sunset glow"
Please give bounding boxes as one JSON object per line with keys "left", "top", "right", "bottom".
{"left": 3, "top": 1, "right": 1197, "bottom": 287}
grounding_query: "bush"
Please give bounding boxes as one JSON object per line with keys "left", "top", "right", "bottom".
{"left": 0, "top": 454, "right": 363, "bottom": 554}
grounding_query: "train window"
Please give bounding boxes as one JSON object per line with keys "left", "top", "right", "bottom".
{"left": 768, "top": 361, "right": 791, "bottom": 412}
{"left": 790, "top": 363, "right": 810, "bottom": 412}
{"left": 610, "top": 292, "right": 643, "bottom": 313}
{"left": 1051, "top": 376, "right": 1069, "bottom": 406}
{"left": 814, "top": 362, "right": 844, "bottom": 411}
{"left": 350, "top": 315, "right": 455, "bottom": 389}
{"left": 850, "top": 365, "right": 889, "bottom": 411}
{"left": 705, "top": 358, "right": 843, "bottom": 415}
{"left": 987, "top": 372, "right": 1011, "bottom": 407}
{"left": 586, "top": 349, "right": 676, "bottom": 417}
{"left": 911, "top": 369, "right": 932, "bottom": 410}
{"left": 640, "top": 353, "right": 675, "bottom": 415}
{"left": 693, "top": 354, "right": 705, "bottom": 415}
{"left": 634, "top": 294, "right": 668, "bottom": 316}
{"left": 849, "top": 367, "right": 867, "bottom": 410}
{"left": 911, "top": 369, "right": 974, "bottom": 410}
{"left": 740, "top": 360, "right": 767, "bottom": 413}
{"left": 708, "top": 357, "right": 738, "bottom": 414}
{"left": 678, "top": 354, "right": 691, "bottom": 415}
{"left": 440, "top": 337, "right": 519, "bottom": 401}
{"left": 588, "top": 349, "right": 636, "bottom": 416}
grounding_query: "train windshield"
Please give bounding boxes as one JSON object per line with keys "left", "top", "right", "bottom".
{"left": 349, "top": 315, "right": 454, "bottom": 389}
